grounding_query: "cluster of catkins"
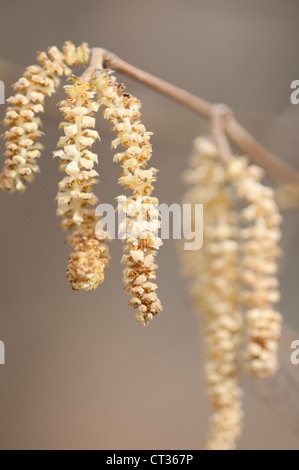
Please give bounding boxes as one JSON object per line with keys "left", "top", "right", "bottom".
{"left": 181, "top": 137, "right": 282, "bottom": 450}
{"left": 0, "top": 44, "right": 162, "bottom": 324}
{"left": 0, "top": 41, "right": 283, "bottom": 449}
{"left": 0, "top": 42, "right": 89, "bottom": 192}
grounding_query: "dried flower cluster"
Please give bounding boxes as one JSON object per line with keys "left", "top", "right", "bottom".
{"left": 93, "top": 70, "right": 162, "bottom": 325}
{"left": 0, "top": 41, "right": 291, "bottom": 451}
{"left": 0, "top": 44, "right": 162, "bottom": 319}
{"left": 0, "top": 42, "right": 90, "bottom": 193}
{"left": 54, "top": 77, "right": 109, "bottom": 291}
{"left": 181, "top": 136, "right": 282, "bottom": 449}
{"left": 227, "top": 157, "right": 282, "bottom": 378}
{"left": 182, "top": 137, "right": 243, "bottom": 450}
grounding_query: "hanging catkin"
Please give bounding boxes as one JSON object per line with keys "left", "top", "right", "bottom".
{"left": 54, "top": 77, "right": 109, "bottom": 291}
{"left": 226, "top": 157, "right": 282, "bottom": 378}
{"left": 181, "top": 137, "right": 243, "bottom": 450}
{"left": 0, "top": 42, "right": 89, "bottom": 193}
{"left": 93, "top": 70, "right": 162, "bottom": 325}
{"left": 181, "top": 133, "right": 283, "bottom": 449}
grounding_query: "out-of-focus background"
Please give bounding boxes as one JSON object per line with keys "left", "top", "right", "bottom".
{"left": 0, "top": 0, "right": 299, "bottom": 450}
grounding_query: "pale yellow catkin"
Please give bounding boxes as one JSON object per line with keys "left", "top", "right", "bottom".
{"left": 226, "top": 157, "right": 282, "bottom": 379}
{"left": 181, "top": 135, "right": 283, "bottom": 449}
{"left": 0, "top": 42, "right": 90, "bottom": 193}
{"left": 181, "top": 137, "right": 243, "bottom": 450}
{"left": 54, "top": 77, "right": 109, "bottom": 291}
{"left": 93, "top": 70, "right": 162, "bottom": 325}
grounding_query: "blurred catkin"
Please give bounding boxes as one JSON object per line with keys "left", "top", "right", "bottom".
{"left": 227, "top": 157, "right": 282, "bottom": 378}
{"left": 181, "top": 135, "right": 282, "bottom": 449}
{"left": 181, "top": 137, "right": 243, "bottom": 450}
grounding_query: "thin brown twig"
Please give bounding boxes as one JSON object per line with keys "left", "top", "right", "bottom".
{"left": 80, "top": 48, "right": 299, "bottom": 186}
{"left": 80, "top": 48, "right": 106, "bottom": 82}
{"left": 210, "top": 103, "right": 233, "bottom": 163}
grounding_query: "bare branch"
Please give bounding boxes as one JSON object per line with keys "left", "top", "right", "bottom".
{"left": 210, "top": 104, "right": 233, "bottom": 163}
{"left": 94, "top": 49, "right": 299, "bottom": 185}
{"left": 80, "top": 47, "right": 106, "bottom": 82}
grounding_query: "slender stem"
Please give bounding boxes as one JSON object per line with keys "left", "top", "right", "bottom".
{"left": 80, "top": 48, "right": 106, "bottom": 82}
{"left": 210, "top": 104, "right": 233, "bottom": 163}
{"left": 89, "top": 49, "right": 299, "bottom": 185}
{"left": 107, "top": 54, "right": 211, "bottom": 116}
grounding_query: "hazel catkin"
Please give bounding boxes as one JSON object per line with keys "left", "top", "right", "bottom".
{"left": 94, "top": 70, "right": 162, "bottom": 325}
{"left": 226, "top": 157, "right": 282, "bottom": 378}
{"left": 54, "top": 76, "right": 109, "bottom": 292}
{"left": 181, "top": 137, "right": 243, "bottom": 450}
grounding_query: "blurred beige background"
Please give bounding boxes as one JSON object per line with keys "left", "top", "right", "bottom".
{"left": 0, "top": 0, "right": 299, "bottom": 450}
